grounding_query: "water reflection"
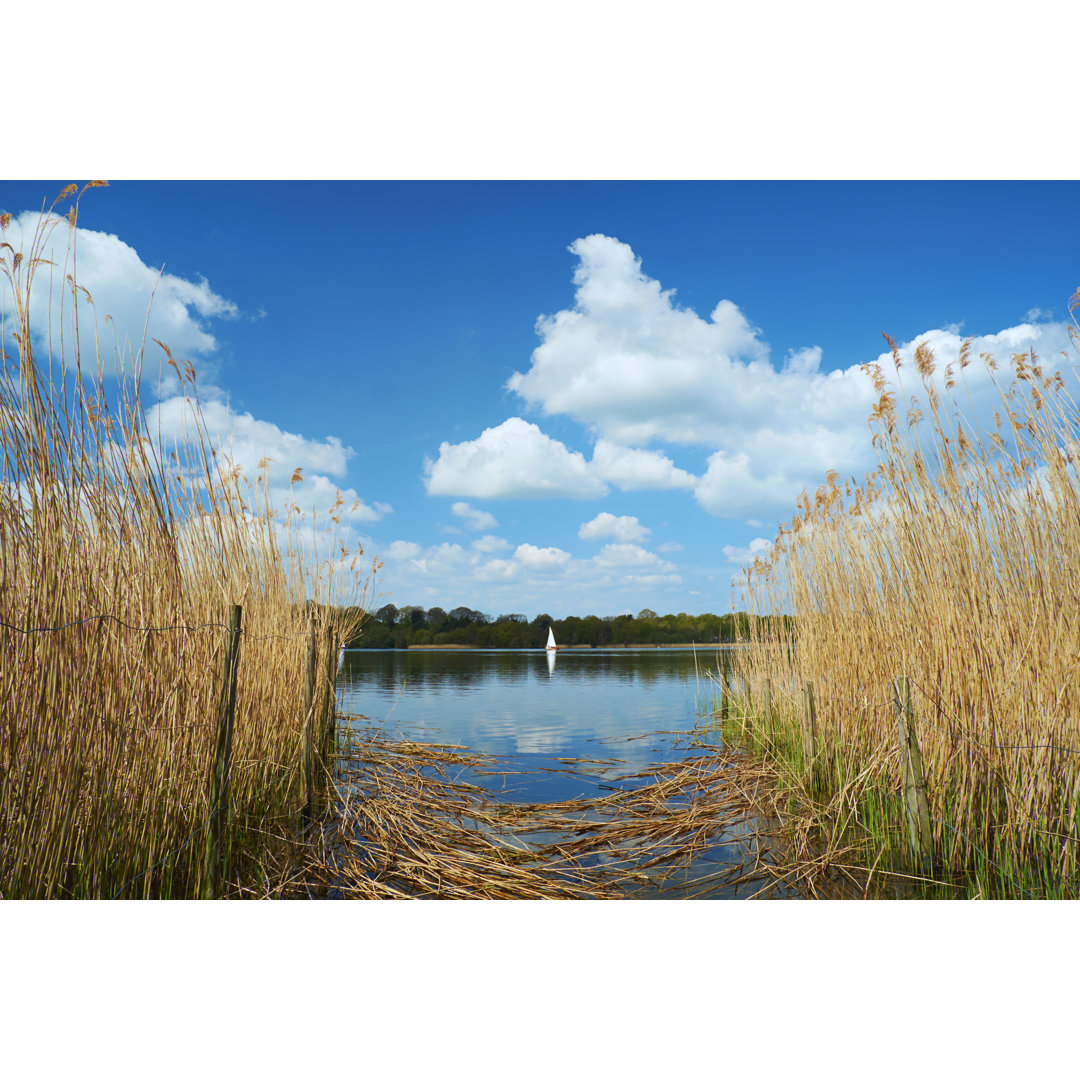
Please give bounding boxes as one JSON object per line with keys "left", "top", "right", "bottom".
{"left": 340, "top": 646, "right": 726, "bottom": 695}
{"left": 338, "top": 647, "right": 730, "bottom": 779}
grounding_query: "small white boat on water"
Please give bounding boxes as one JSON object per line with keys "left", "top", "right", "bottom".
{"left": 546, "top": 627, "right": 558, "bottom": 651}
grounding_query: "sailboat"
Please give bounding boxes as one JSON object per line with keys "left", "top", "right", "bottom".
{"left": 545, "top": 626, "right": 557, "bottom": 674}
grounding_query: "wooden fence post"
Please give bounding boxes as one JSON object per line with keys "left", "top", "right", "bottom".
{"left": 738, "top": 675, "right": 750, "bottom": 739}
{"left": 893, "top": 675, "right": 934, "bottom": 873}
{"left": 763, "top": 678, "right": 773, "bottom": 744}
{"left": 802, "top": 680, "right": 819, "bottom": 794}
{"left": 301, "top": 617, "right": 318, "bottom": 832}
{"left": 202, "top": 603, "right": 241, "bottom": 899}
{"left": 320, "top": 626, "right": 337, "bottom": 762}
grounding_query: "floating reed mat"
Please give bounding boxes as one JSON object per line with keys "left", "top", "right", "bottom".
{"left": 259, "top": 727, "right": 805, "bottom": 900}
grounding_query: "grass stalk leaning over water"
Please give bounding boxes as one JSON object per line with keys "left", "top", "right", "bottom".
{"left": 0, "top": 188, "right": 371, "bottom": 898}
{"left": 718, "top": 317, "right": 1080, "bottom": 898}
{"left": 267, "top": 725, "right": 795, "bottom": 899}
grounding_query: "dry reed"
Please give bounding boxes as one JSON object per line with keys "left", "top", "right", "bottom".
{"left": 723, "top": 315, "right": 1080, "bottom": 897}
{"left": 267, "top": 726, "right": 791, "bottom": 899}
{"left": 0, "top": 187, "right": 369, "bottom": 898}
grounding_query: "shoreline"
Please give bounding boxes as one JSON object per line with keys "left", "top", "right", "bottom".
{"left": 359, "top": 642, "right": 749, "bottom": 651}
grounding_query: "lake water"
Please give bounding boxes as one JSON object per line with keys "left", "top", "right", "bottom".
{"left": 336, "top": 647, "right": 768, "bottom": 898}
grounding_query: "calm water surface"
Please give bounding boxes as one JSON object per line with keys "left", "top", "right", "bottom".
{"left": 338, "top": 647, "right": 728, "bottom": 802}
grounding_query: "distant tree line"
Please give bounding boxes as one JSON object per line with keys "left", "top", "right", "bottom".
{"left": 340, "top": 605, "right": 773, "bottom": 649}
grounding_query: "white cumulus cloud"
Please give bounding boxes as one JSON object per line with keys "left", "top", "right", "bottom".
{"left": 451, "top": 501, "right": 498, "bottom": 531}
{"left": 496, "top": 234, "right": 1080, "bottom": 522}
{"left": 472, "top": 558, "right": 520, "bottom": 582}
{"left": 146, "top": 395, "right": 390, "bottom": 525}
{"left": 358, "top": 530, "right": 696, "bottom": 616}
{"left": 578, "top": 512, "right": 651, "bottom": 542}
{"left": 506, "top": 233, "right": 774, "bottom": 447}
{"left": 589, "top": 439, "right": 696, "bottom": 491}
{"left": 3, "top": 210, "right": 238, "bottom": 384}
{"left": 694, "top": 449, "right": 805, "bottom": 520}
{"left": 722, "top": 537, "right": 774, "bottom": 565}
{"left": 514, "top": 543, "right": 573, "bottom": 570}
{"left": 423, "top": 417, "right": 608, "bottom": 499}
{"left": 150, "top": 397, "right": 353, "bottom": 479}
{"left": 472, "top": 534, "right": 511, "bottom": 553}
{"left": 3, "top": 207, "right": 390, "bottom": 608}
{"left": 592, "top": 543, "right": 675, "bottom": 570}
{"left": 384, "top": 540, "right": 422, "bottom": 559}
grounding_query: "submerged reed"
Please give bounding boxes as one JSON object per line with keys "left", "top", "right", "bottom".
{"left": 0, "top": 187, "right": 369, "bottom": 898}
{"left": 722, "top": 314, "right": 1080, "bottom": 898}
{"left": 274, "top": 725, "right": 789, "bottom": 899}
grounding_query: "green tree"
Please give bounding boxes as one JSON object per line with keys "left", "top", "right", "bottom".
{"left": 559, "top": 615, "right": 583, "bottom": 646}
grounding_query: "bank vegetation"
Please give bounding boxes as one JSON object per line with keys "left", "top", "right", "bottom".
{"left": 345, "top": 604, "right": 775, "bottom": 649}
{"left": 720, "top": 318, "right": 1080, "bottom": 898}
{"left": 0, "top": 187, "right": 368, "bottom": 898}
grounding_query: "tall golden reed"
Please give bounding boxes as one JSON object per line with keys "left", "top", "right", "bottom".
{"left": 728, "top": 313, "right": 1080, "bottom": 895}
{"left": 0, "top": 187, "right": 370, "bottom": 898}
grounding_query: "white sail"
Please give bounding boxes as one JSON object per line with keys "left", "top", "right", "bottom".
{"left": 546, "top": 627, "right": 557, "bottom": 651}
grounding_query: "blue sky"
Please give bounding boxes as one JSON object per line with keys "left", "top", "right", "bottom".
{"left": 4, "top": 180, "right": 1079, "bottom": 618}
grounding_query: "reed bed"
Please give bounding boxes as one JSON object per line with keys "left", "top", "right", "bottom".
{"left": 268, "top": 726, "right": 792, "bottom": 899}
{"left": 0, "top": 187, "right": 368, "bottom": 898}
{"left": 722, "top": 317, "right": 1080, "bottom": 897}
